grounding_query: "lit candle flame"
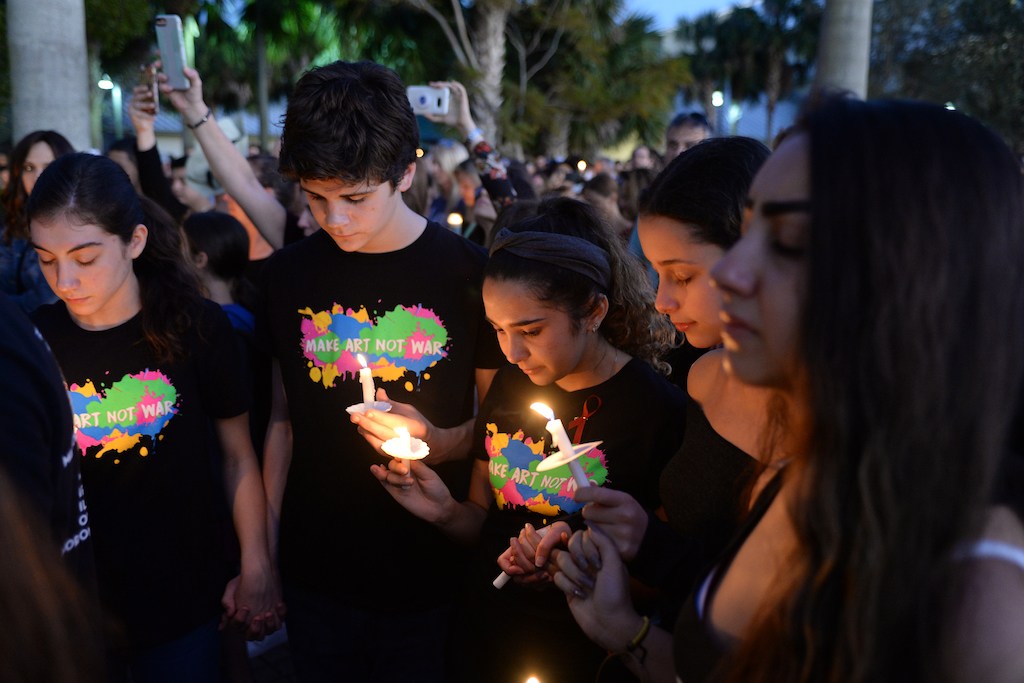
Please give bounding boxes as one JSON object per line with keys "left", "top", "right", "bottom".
{"left": 357, "top": 353, "right": 368, "bottom": 368}
{"left": 530, "top": 402, "right": 554, "bottom": 421}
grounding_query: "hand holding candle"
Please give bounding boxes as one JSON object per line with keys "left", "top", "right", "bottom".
{"left": 381, "top": 425, "right": 429, "bottom": 466}
{"left": 493, "top": 402, "right": 601, "bottom": 589}
{"left": 346, "top": 354, "right": 392, "bottom": 415}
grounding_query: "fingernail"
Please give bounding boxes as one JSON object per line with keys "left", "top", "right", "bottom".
{"left": 572, "top": 588, "right": 586, "bottom": 599}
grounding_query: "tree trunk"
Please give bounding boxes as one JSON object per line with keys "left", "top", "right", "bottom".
{"left": 470, "top": 0, "right": 513, "bottom": 146}
{"left": 8, "top": 0, "right": 91, "bottom": 149}
{"left": 547, "top": 110, "right": 571, "bottom": 160}
{"left": 814, "top": 0, "right": 873, "bottom": 98}
{"left": 765, "top": 53, "right": 782, "bottom": 143}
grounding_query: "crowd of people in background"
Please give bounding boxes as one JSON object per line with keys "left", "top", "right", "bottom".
{"left": 0, "top": 53, "right": 1022, "bottom": 683}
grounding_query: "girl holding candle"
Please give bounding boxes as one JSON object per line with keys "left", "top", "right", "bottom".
{"left": 28, "top": 153, "right": 280, "bottom": 681}
{"left": 368, "top": 197, "right": 687, "bottom": 682}
{"left": 553, "top": 96, "right": 1024, "bottom": 682}
{"left": 502, "top": 136, "right": 775, "bottom": 624}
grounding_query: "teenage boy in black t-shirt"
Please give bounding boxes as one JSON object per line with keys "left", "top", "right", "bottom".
{"left": 258, "top": 61, "right": 504, "bottom": 682}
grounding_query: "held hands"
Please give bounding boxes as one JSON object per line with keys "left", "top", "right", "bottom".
{"left": 220, "top": 562, "right": 285, "bottom": 641}
{"left": 551, "top": 525, "right": 641, "bottom": 653}
{"left": 424, "top": 81, "right": 476, "bottom": 139}
{"left": 496, "top": 521, "right": 571, "bottom": 586}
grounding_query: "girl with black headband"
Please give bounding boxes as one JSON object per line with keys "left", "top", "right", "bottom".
{"left": 368, "top": 197, "right": 686, "bottom": 682}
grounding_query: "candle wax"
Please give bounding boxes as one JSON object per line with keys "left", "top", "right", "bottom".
{"left": 359, "top": 366, "right": 374, "bottom": 405}
{"left": 545, "top": 419, "right": 589, "bottom": 489}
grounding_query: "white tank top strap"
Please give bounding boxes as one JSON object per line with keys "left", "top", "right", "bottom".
{"left": 956, "top": 540, "right": 1024, "bottom": 571}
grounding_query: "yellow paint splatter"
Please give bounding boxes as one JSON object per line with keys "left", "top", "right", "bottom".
{"left": 320, "top": 364, "right": 340, "bottom": 387}
{"left": 297, "top": 307, "right": 333, "bottom": 332}
{"left": 309, "top": 367, "right": 323, "bottom": 383}
{"left": 140, "top": 448, "right": 149, "bottom": 457}
{"left": 423, "top": 372, "right": 430, "bottom": 381}
{"left": 404, "top": 381, "right": 414, "bottom": 392}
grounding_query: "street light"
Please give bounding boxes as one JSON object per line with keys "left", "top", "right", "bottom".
{"left": 97, "top": 75, "right": 123, "bottom": 141}
{"left": 712, "top": 90, "right": 724, "bottom": 135}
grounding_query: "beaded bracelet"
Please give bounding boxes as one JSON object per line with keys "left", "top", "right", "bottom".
{"left": 187, "top": 108, "right": 212, "bottom": 130}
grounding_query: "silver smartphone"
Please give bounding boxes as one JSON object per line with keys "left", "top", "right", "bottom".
{"left": 155, "top": 14, "right": 189, "bottom": 90}
{"left": 407, "top": 86, "right": 450, "bottom": 116}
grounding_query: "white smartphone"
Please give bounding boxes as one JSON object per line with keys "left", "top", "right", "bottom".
{"left": 155, "top": 14, "right": 190, "bottom": 90}
{"left": 407, "top": 85, "right": 450, "bottom": 116}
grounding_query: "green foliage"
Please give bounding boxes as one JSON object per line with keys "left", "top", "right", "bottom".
{"left": 871, "top": 0, "right": 1024, "bottom": 153}
{"left": 501, "top": 0, "right": 689, "bottom": 156}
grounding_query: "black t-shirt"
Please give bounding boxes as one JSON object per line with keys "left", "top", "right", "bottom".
{"left": 475, "top": 359, "right": 687, "bottom": 552}
{"left": 32, "top": 299, "right": 248, "bottom": 649}
{"left": 455, "top": 359, "right": 687, "bottom": 683}
{"left": 1, "top": 292, "right": 95, "bottom": 585}
{"left": 256, "top": 222, "right": 505, "bottom": 609}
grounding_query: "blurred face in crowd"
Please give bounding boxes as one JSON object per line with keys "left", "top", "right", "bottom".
{"left": 23, "top": 142, "right": 57, "bottom": 196}
{"left": 665, "top": 123, "right": 711, "bottom": 161}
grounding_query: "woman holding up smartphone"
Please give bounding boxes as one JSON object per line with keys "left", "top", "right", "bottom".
{"left": 29, "top": 152, "right": 280, "bottom": 682}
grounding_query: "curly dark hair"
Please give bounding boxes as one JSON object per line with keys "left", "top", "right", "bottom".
{"left": 486, "top": 197, "right": 674, "bottom": 373}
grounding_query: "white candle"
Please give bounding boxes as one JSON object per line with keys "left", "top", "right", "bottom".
{"left": 357, "top": 353, "right": 374, "bottom": 405}
{"left": 396, "top": 426, "right": 412, "bottom": 455}
{"left": 531, "top": 402, "right": 590, "bottom": 490}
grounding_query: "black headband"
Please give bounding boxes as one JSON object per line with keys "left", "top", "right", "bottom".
{"left": 489, "top": 229, "right": 612, "bottom": 290}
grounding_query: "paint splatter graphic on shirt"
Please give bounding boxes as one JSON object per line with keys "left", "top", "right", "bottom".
{"left": 68, "top": 370, "right": 178, "bottom": 462}
{"left": 484, "top": 422, "right": 609, "bottom": 515}
{"left": 297, "top": 303, "right": 449, "bottom": 389}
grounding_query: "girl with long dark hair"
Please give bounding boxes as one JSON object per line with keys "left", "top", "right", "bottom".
{"left": 555, "top": 97, "right": 1024, "bottom": 682}
{"left": 28, "top": 152, "right": 279, "bottom": 681}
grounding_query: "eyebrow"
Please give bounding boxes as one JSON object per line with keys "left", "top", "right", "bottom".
{"left": 30, "top": 241, "right": 104, "bottom": 255}
{"left": 745, "top": 198, "right": 812, "bottom": 217}
{"left": 486, "top": 316, "right": 546, "bottom": 328}
{"left": 653, "top": 257, "right": 699, "bottom": 267}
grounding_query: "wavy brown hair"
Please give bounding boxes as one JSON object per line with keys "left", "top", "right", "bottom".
{"left": 724, "top": 97, "right": 1024, "bottom": 682}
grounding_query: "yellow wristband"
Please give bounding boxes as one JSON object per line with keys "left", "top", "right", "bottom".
{"left": 625, "top": 615, "right": 650, "bottom": 663}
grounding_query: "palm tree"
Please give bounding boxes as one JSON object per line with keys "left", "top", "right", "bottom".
{"left": 814, "top": 0, "right": 873, "bottom": 97}
{"left": 8, "top": 0, "right": 92, "bottom": 149}
{"left": 759, "top": 0, "right": 821, "bottom": 141}
{"left": 676, "top": 11, "right": 727, "bottom": 130}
